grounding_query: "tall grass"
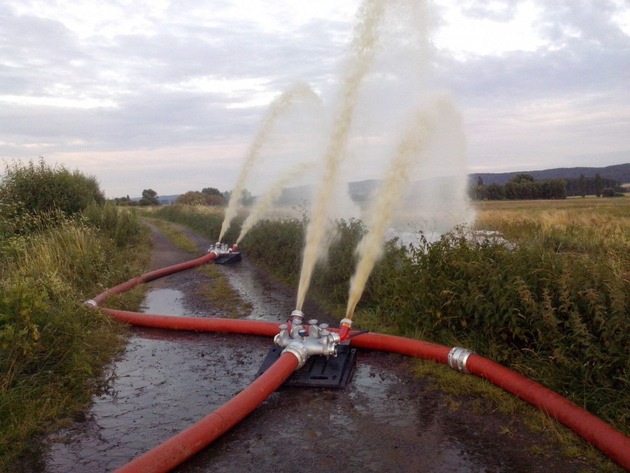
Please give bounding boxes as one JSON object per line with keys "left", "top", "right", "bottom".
{"left": 475, "top": 198, "right": 629, "bottom": 255}
{"left": 0, "top": 206, "right": 148, "bottom": 470}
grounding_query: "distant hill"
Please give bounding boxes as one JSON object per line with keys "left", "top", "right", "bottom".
{"left": 277, "top": 163, "right": 630, "bottom": 204}
{"left": 469, "top": 163, "right": 630, "bottom": 186}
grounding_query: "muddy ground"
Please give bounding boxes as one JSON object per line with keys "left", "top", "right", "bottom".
{"left": 41, "top": 223, "right": 607, "bottom": 472}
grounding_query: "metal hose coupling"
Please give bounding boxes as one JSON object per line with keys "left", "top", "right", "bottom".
{"left": 447, "top": 347, "right": 475, "bottom": 374}
{"left": 84, "top": 299, "right": 98, "bottom": 309}
{"left": 283, "top": 342, "right": 309, "bottom": 369}
{"left": 290, "top": 309, "right": 304, "bottom": 325}
{"left": 338, "top": 318, "right": 353, "bottom": 342}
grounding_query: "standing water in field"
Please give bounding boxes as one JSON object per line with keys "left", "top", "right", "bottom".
{"left": 219, "top": 82, "right": 320, "bottom": 242}
{"left": 295, "top": 0, "right": 386, "bottom": 311}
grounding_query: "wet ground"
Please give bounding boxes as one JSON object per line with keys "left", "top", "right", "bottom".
{"left": 41, "top": 222, "right": 603, "bottom": 472}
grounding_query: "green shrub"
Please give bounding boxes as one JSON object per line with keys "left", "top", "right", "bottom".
{"left": 82, "top": 202, "right": 142, "bottom": 248}
{"left": 0, "top": 159, "right": 104, "bottom": 235}
{"left": 357, "top": 230, "right": 628, "bottom": 433}
{"left": 241, "top": 218, "right": 306, "bottom": 284}
{"left": 0, "top": 202, "right": 149, "bottom": 469}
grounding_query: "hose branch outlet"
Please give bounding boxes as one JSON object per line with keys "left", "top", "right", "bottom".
{"left": 448, "top": 347, "right": 475, "bottom": 374}
{"left": 338, "top": 318, "right": 353, "bottom": 342}
{"left": 274, "top": 313, "right": 341, "bottom": 370}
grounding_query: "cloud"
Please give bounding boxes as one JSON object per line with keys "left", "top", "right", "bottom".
{"left": 430, "top": 0, "right": 630, "bottom": 171}
{"left": 1, "top": 0, "right": 629, "bottom": 197}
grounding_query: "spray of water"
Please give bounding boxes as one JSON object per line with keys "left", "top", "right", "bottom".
{"left": 236, "top": 162, "right": 314, "bottom": 245}
{"left": 218, "top": 82, "right": 319, "bottom": 242}
{"left": 345, "top": 96, "right": 459, "bottom": 320}
{"left": 394, "top": 93, "right": 475, "bottom": 243}
{"left": 295, "top": 0, "right": 386, "bottom": 311}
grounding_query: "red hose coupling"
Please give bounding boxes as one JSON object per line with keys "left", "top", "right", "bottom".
{"left": 338, "top": 318, "right": 353, "bottom": 342}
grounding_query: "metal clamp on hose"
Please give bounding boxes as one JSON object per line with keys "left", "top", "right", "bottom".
{"left": 282, "top": 342, "right": 309, "bottom": 369}
{"left": 447, "top": 347, "right": 475, "bottom": 373}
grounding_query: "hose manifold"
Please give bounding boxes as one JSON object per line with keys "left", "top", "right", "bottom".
{"left": 274, "top": 311, "right": 343, "bottom": 370}
{"left": 447, "top": 347, "right": 475, "bottom": 374}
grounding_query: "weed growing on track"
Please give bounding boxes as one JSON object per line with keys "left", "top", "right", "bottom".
{"left": 146, "top": 217, "right": 200, "bottom": 254}
{"left": 144, "top": 216, "right": 252, "bottom": 318}
{"left": 194, "top": 265, "right": 253, "bottom": 318}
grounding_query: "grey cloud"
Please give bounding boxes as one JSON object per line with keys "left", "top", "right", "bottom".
{"left": 0, "top": 89, "right": 259, "bottom": 152}
{"left": 437, "top": 6, "right": 630, "bottom": 106}
{"left": 1, "top": 3, "right": 348, "bottom": 159}
{"left": 537, "top": 1, "right": 627, "bottom": 45}
{"left": 439, "top": 47, "right": 629, "bottom": 105}
{"left": 0, "top": 7, "right": 88, "bottom": 95}
{"left": 461, "top": 0, "right": 520, "bottom": 22}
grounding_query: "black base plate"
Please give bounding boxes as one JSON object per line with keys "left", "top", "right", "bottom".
{"left": 256, "top": 344, "right": 356, "bottom": 388}
{"left": 215, "top": 252, "right": 242, "bottom": 265}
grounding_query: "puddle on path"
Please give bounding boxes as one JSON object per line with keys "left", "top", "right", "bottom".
{"left": 218, "top": 261, "right": 292, "bottom": 322}
{"left": 141, "top": 288, "right": 187, "bottom": 315}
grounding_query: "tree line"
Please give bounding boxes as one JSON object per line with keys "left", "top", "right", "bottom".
{"left": 112, "top": 188, "right": 254, "bottom": 207}
{"left": 470, "top": 173, "right": 626, "bottom": 201}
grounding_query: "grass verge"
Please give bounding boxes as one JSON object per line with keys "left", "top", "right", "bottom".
{"left": 0, "top": 207, "right": 150, "bottom": 471}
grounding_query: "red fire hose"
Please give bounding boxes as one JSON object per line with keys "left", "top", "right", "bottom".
{"left": 100, "top": 308, "right": 279, "bottom": 337}
{"left": 114, "top": 351, "right": 298, "bottom": 473}
{"left": 87, "top": 256, "right": 630, "bottom": 472}
{"left": 466, "top": 355, "right": 630, "bottom": 471}
{"left": 351, "top": 333, "right": 630, "bottom": 471}
{"left": 91, "top": 252, "right": 218, "bottom": 306}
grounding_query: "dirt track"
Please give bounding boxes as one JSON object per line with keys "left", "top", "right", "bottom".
{"left": 41, "top": 222, "right": 606, "bottom": 472}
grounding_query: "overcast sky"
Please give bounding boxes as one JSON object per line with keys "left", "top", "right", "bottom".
{"left": 1, "top": 0, "right": 629, "bottom": 198}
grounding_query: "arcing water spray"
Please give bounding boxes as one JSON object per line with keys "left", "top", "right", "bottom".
{"left": 295, "top": 0, "right": 386, "bottom": 311}
{"left": 219, "top": 82, "right": 319, "bottom": 242}
{"left": 236, "top": 162, "right": 314, "bottom": 245}
{"left": 344, "top": 99, "right": 446, "bottom": 324}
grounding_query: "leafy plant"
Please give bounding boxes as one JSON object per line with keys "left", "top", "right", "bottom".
{"left": 0, "top": 191, "right": 148, "bottom": 470}
{"left": 0, "top": 158, "right": 104, "bottom": 235}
